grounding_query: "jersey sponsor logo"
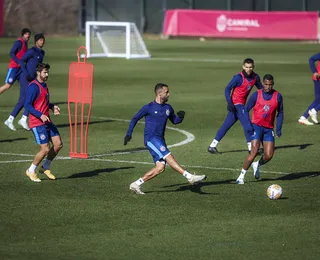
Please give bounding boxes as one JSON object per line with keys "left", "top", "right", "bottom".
{"left": 40, "top": 134, "right": 46, "bottom": 140}
{"left": 160, "top": 146, "right": 166, "bottom": 152}
{"left": 262, "top": 104, "right": 270, "bottom": 118}
{"left": 154, "top": 111, "right": 158, "bottom": 114}
{"left": 166, "top": 109, "right": 170, "bottom": 116}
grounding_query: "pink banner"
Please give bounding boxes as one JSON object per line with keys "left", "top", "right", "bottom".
{"left": 163, "top": 9, "right": 319, "bottom": 40}
{"left": 0, "top": 0, "right": 4, "bottom": 36}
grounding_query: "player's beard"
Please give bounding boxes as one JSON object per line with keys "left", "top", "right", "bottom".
{"left": 40, "top": 75, "right": 48, "bottom": 82}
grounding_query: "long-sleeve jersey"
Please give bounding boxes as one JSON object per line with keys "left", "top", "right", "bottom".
{"left": 9, "top": 39, "right": 28, "bottom": 66}
{"left": 225, "top": 72, "right": 263, "bottom": 104}
{"left": 246, "top": 90, "right": 284, "bottom": 134}
{"left": 309, "top": 52, "right": 320, "bottom": 73}
{"left": 24, "top": 80, "right": 54, "bottom": 119}
{"left": 126, "top": 101, "right": 183, "bottom": 144}
{"left": 19, "top": 46, "right": 45, "bottom": 78}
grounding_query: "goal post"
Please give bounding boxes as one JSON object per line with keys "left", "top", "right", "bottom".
{"left": 85, "top": 21, "right": 151, "bottom": 59}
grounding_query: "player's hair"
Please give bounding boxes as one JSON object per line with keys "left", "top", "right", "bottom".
{"left": 21, "top": 28, "right": 31, "bottom": 36}
{"left": 36, "top": 63, "right": 50, "bottom": 73}
{"left": 154, "top": 83, "right": 168, "bottom": 94}
{"left": 243, "top": 58, "right": 254, "bottom": 65}
{"left": 263, "top": 74, "right": 274, "bottom": 82}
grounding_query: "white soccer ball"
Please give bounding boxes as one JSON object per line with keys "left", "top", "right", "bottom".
{"left": 267, "top": 184, "right": 283, "bottom": 200}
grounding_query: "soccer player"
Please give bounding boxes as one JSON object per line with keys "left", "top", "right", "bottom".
{"left": 24, "top": 63, "right": 63, "bottom": 182}
{"left": 124, "top": 83, "right": 206, "bottom": 195}
{"left": 208, "top": 58, "right": 263, "bottom": 154}
{"left": 4, "top": 33, "right": 45, "bottom": 131}
{"left": 0, "top": 28, "right": 31, "bottom": 95}
{"left": 236, "top": 74, "right": 284, "bottom": 184}
{"left": 298, "top": 52, "right": 320, "bottom": 125}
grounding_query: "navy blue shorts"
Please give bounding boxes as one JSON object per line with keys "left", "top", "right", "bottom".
{"left": 5, "top": 68, "right": 21, "bottom": 84}
{"left": 31, "top": 123, "right": 60, "bottom": 144}
{"left": 146, "top": 137, "right": 171, "bottom": 163}
{"left": 252, "top": 124, "right": 274, "bottom": 142}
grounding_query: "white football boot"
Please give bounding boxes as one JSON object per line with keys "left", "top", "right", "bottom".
{"left": 4, "top": 120, "right": 16, "bottom": 131}
{"left": 298, "top": 116, "right": 314, "bottom": 126}
{"left": 18, "top": 119, "right": 30, "bottom": 131}
{"left": 308, "top": 109, "right": 318, "bottom": 124}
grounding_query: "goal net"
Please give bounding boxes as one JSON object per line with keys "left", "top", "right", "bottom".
{"left": 85, "top": 21, "right": 151, "bottom": 59}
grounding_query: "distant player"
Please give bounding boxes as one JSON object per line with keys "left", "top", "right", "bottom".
{"left": 4, "top": 33, "right": 45, "bottom": 131}
{"left": 298, "top": 52, "right": 320, "bottom": 125}
{"left": 208, "top": 58, "right": 263, "bottom": 154}
{"left": 236, "top": 74, "right": 283, "bottom": 184}
{"left": 0, "top": 28, "right": 31, "bottom": 95}
{"left": 24, "top": 63, "right": 63, "bottom": 182}
{"left": 124, "top": 83, "right": 206, "bottom": 195}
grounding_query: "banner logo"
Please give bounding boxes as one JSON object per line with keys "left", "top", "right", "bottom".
{"left": 216, "top": 14, "right": 260, "bottom": 32}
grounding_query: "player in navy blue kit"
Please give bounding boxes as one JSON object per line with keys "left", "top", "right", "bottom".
{"left": 236, "top": 74, "right": 284, "bottom": 184}
{"left": 298, "top": 52, "right": 320, "bottom": 125}
{"left": 0, "top": 28, "right": 31, "bottom": 96}
{"left": 4, "top": 33, "right": 45, "bottom": 131}
{"left": 124, "top": 83, "right": 206, "bottom": 195}
{"left": 208, "top": 58, "right": 263, "bottom": 154}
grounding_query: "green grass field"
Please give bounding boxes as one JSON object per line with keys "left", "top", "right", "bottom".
{"left": 0, "top": 37, "right": 320, "bottom": 259}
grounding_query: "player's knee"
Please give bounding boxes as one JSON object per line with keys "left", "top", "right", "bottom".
{"left": 55, "top": 141, "right": 63, "bottom": 151}
{"left": 155, "top": 163, "right": 165, "bottom": 175}
{"left": 264, "top": 152, "right": 273, "bottom": 161}
{"left": 40, "top": 145, "right": 50, "bottom": 154}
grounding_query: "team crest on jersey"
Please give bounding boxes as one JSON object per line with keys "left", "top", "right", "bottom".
{"left": 247, "top": 85, "right": 252, "bottom": 90}
{"left": 160, "top": 146, "right": 166, "bottom": 152}
{"left": 263, "top": 104, "right": 270, "bottom": 112}
{"left": 166, "top": 109, "right": 170, "bottom": 116}
{"left": 40, "top": 134, "right": 46, "bottom": 140}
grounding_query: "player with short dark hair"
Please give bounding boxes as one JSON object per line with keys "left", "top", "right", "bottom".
{"left": 236, "top": 74, "right": 284, "bottom": 184}
{"left": 4, "top": 33, "right": 45, "bottom": 131}
{"left": 208, "top": 58, "right": 263, "bottom": 154}
{"left": 24, "top": 63, "right": 63, "bottom": 182}
{"left": 298, "top": 52, "right": 320, "bottom": 125}
{"left": 124, "top": 83, "right": 206, "bottom": 195}
{"left": 0, "top": 28, "right": 31, "bottom": 95}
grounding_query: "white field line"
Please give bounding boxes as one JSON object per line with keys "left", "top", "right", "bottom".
{"left": 0, "top": 152, "right": 290, "bottom": 175}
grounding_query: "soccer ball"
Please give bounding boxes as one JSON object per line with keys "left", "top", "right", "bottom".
{"left": 267, "top": 184, "right": 283, "bottom": 200}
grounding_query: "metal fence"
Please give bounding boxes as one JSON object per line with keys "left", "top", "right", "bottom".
{"left": 82, "top": 0, "right": 320, "bottom": 34}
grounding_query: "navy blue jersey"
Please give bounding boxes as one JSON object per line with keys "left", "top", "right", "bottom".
{"left": 19, "top": 46, "right": 45, "bottom": 78}
{"left": 126, "top": 100, "right": 183, "bottom": 144}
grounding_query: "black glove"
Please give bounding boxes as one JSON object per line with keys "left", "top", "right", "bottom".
{"left": 227, "top": 103, "right": 236, "bottom": 112}
{"left": 124, "top": 135, "right": 132, "bottom": 146}
{"left": 177, "top": 110, "right": 185, "bottom": 119}
{"left": 26, "top": 74, "right": 34, "bottom": 82}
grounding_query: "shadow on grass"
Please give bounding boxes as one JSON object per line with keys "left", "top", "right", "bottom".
{"left": 145, "top": 179, "right": 236, "bottom": 195}
{"left": 219, "top": 143, "right": 313, "bottom": 154}
{"left": 260, "top": 171, "right": 320, "bottom": 181}
{"left": 0, "top": 137, "right": 28, "bottom": 143}
{"left": 59, "top": 166, "right": 135, "bottom": 179}
{"left": 55, "top": 119, "right": 114, "bottom": 128}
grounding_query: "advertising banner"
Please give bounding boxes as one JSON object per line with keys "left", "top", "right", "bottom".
{"left": 163, "top": 9, "right": 319, "bottom": 40}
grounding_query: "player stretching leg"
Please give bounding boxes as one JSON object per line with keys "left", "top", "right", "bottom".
{"left": 236, "top": 74, "right": 284, "bottom": 184}
{"left": 124, "top": 83, "right": 206, "bottom": 195}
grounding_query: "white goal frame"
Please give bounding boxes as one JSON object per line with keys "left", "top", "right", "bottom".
{"left": 85, "top": 21, "right": 151, "bottom": 59}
